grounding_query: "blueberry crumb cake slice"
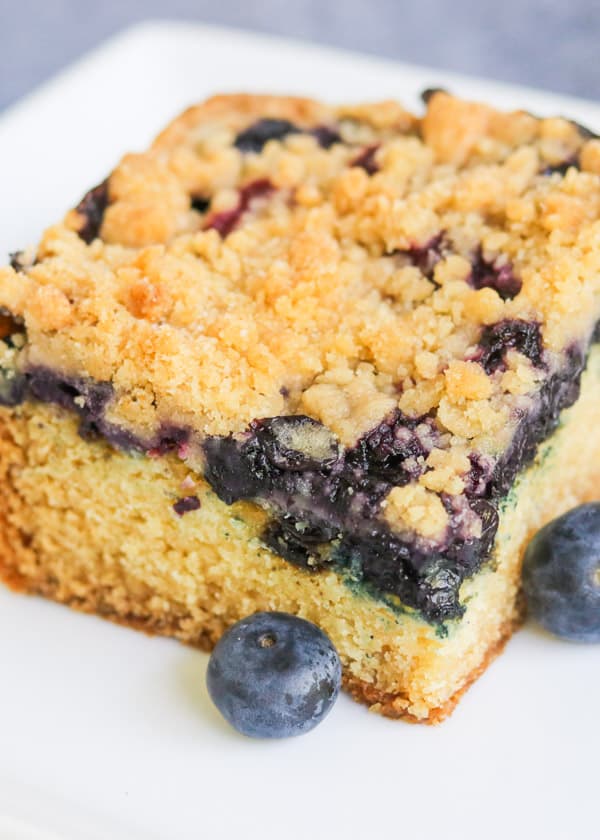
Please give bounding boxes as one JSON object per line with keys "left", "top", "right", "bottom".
{"left": 0, "top": 91, "right": 598, "bottom": 722}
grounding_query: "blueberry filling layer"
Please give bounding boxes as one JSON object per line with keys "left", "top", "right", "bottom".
{"left": 0, "top": 364, "right": 190, "bottom": 454}
{"left": 1, "top": 324, "right": 597, "bottom": 624}
{"left": 204, "top": 339, "right": 592, "bottom": 620}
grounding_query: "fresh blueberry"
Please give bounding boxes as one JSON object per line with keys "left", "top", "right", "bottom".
{"left": 522, "top": 503, "right": 600, "bottom": 642}
{"left": 206, "top": 612, "right": 341, "bottom": 738}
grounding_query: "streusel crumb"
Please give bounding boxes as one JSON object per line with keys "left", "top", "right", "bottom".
{"left": 1, "top": 92, "right": 599, "bottom": 545}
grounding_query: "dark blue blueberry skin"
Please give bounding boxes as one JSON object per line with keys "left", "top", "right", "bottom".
{"left": 206, "top": 612, "right": 341, "bottom": 738}
{"left": 522, "top": 504, "right": 600, "bottom": 642}
{"left": 234, "top": 119, "right": 301, "bottom": 153}
{"left": 74, "top": 180, "right": 109, "bottom": 244}
{"left": 475, "top": 319, "right": 544, "bottom": 374}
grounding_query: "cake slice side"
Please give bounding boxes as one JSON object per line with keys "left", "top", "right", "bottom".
{"left": 1, "top": 92, "right": 599, "bottom": 721}
{"left": 1, "top": 347, "right": 598, "bottom": 721}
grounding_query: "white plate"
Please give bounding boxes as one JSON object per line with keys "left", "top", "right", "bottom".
{"left": 0, "top": 21, "right": 598, "bottom": 840}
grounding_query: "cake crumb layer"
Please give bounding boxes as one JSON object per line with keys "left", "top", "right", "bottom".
{"left": 1, "top": 347, "right": 598, "bottom": 720}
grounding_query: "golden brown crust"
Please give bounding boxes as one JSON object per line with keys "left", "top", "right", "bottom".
{"left": 344, "top": 610, "right": 523, "bottom": 723}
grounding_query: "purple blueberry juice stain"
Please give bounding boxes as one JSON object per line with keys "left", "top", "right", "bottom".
{"left": 173, "top": 495, "right": 201, "bottom": 516}
{"left": 396, "top": 233, "right": 447, "bottom": 282}
{"left": 311, "top": 126, "right": 342, "bottom": 149}
{"left": 148, "top": 426, "right": 190, "bottom": 457}
{"left": 351, "top": 144, "right": 379, "bottom": 175}
{"left": 469, "top": 248, "right": 522, "bottom": 300}
{"left": 205, "top": 179, "right": 274, "bottom": 237}
{"left": 74, "top": 180, "right": 110, "bottom": 244}
{"left": 464, "top": 453, "right": 495, "bottom": 497}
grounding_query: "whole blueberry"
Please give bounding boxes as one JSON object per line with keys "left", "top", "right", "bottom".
{"left": 522, "top": 503, "right": 600, "bottom": 642}
{"left": 206, "top": 612, "right": 342, "bottom": 738}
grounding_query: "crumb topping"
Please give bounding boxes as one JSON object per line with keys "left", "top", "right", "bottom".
{"left": 1, "top": 91, "right": 599, "bottom": 543}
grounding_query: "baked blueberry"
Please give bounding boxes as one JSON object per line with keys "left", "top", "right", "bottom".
{"left": 75, "top": 180, "right": 109, "bottom": 244}
{"left": 540, "top": 157, "right": 580, "bottom": 176}
{"left": 397, "top": 233, "right": 447, "bottom": 281}
{"left": 351, "top": 144, "right": 379, "bottom": 175}
{"left": 190, "top": 194, "right": 211, "bottom": 213}
{"left": 234, "top": 118, "right": 300, "bottom": 153}
{"left": 476, "top": 320, "right": 544, "bottom": 373}
{"left": 522, "top": 503, "right": 600, "bottom": 642}
{"left": 311, "top": 125, "right": 342, "bottom": 148}
{"left": 206, "top": 612, "right": 341, "bottom": 737}
{"left": 469, "top": 248, "right": 522, "bottom": 300}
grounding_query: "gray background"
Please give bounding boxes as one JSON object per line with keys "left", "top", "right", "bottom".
{"left": 1, "top": 0, "right": 600, "bottom": 111}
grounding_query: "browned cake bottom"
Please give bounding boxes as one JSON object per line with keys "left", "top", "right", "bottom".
{"left": 1, "top": 349, "right": 599, "bottom": 723}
